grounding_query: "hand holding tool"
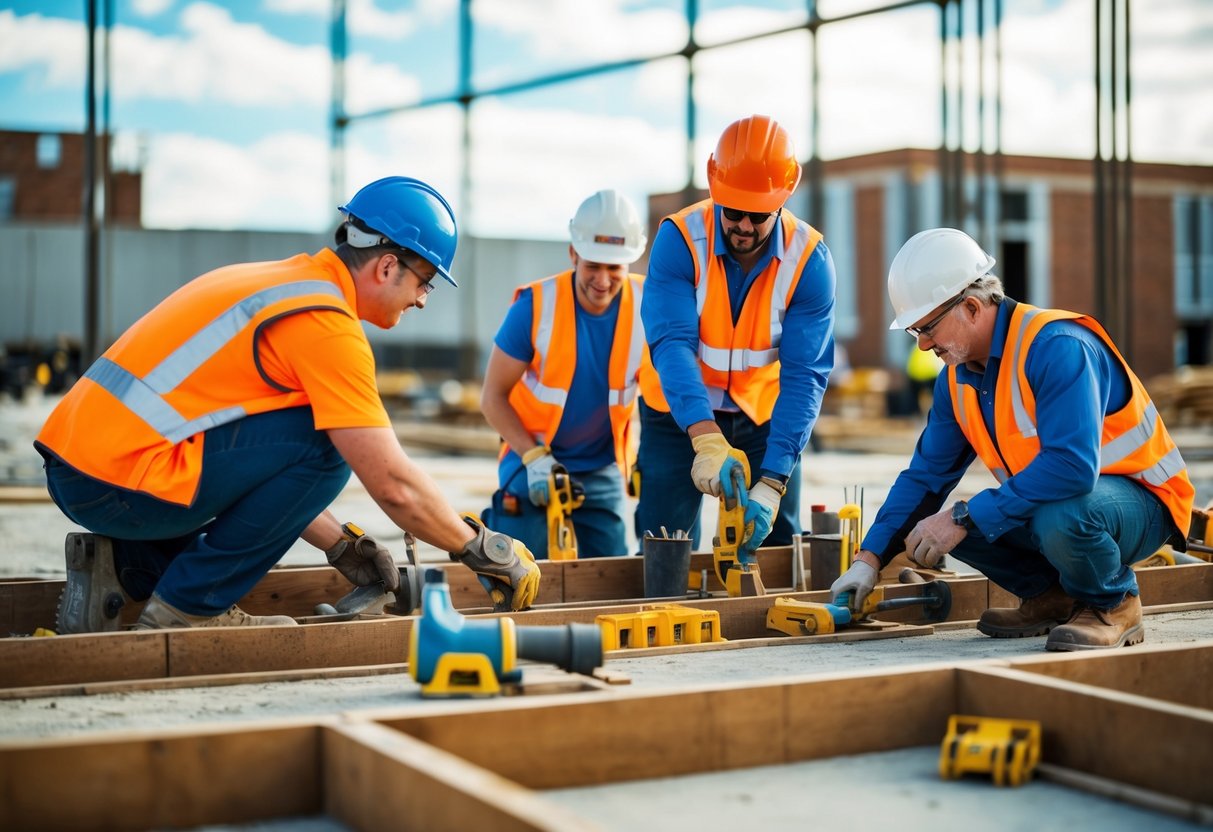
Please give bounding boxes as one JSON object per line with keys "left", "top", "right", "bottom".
{"left": 409, "top": 569, "right": 602, "bottom": 698}
{"left": 690, "top": 433, "right": 746, "bottom": 499}
{"left": 325, "top": 522, "right": 401, "bottom": 593}
{"left": 546, "top": 463, "right": 586, "bottom": 560}
{"left": 449, "top": 513, "right": 540, "bottom": 612}
{"left": 830, "top": 558, "right": 879, "bottom": 611}
{"left": 522, "top": 445, "right": 557, "bottom": 506}
{"left": 713, "top": 450, "right": 764, "bottom": 596}
{"left": 771, "top": 581, "right": 952, "bottom": 636}
{"left": 740, "top": 478, "right": 783, "bottom": 564}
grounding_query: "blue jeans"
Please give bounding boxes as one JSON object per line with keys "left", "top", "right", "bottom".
{"left": 43, "top": 407, "right": 350, "bottom": 616}
{"left": 633, "top": 399, "right": 802, "bottom": 551}
{"left": 950, "top": 475, "right": 1173, "bottom": 608}
{"left": 483, "top": 463, "right": 628, "bottom": 558}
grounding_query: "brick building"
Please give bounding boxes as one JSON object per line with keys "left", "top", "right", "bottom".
{"left": 0, "top": 129, "right": 141, "bottom": 224}
{"left": 649, "top": 149, "right": 1213, "bottom": 383}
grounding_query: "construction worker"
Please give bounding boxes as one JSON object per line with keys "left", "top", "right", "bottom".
{"left": 636, "top": 114, "right": 836, "bottom": 557}
{"left": 35, "top": 176, "right": 540, "bottom": 632}
{"left": 480, "top": 189, "right": 648, "bottom": 558}
{"left": 831, "top": 228, "right": 1194, "bottom": 651}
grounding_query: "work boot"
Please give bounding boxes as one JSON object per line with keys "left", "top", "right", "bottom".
{"left": 1045, "top": 594, "right": 1144, "bottom": 652}
{"left": 57, "top": 533, "right": 130, "bottom": 634}
{"left": 134, "top": 595, "right": 298, "bottom": 629}
{"left": 977, "top": 584, "right": 1076, "bottom": 638}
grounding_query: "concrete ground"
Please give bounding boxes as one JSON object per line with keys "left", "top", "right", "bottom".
{"left": 2, "top": 394, "right": 1212, "bottom": 830}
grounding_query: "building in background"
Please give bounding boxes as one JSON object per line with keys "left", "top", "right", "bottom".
{"left": 650, "top": 150, "right": 1213, "bottom": 385}
{"left": 0, "top": 129, "right": 140, "bottom": 225}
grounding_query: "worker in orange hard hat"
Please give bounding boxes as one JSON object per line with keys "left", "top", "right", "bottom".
{"left": 636, "top": 115, "right": 837, "bottom": 559}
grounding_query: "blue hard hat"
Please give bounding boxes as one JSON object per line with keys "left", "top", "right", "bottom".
{"left": 339, "top": 176, "right": 459, "bottom": 287}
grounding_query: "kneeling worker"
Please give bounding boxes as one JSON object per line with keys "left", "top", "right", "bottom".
{"left": 480, "top": 189, "right": 648, "bottom": 558}
{"left": 831, "top": 228, "right": 1193, "bottom": 651}
{"left": 37, "top": 176, "right": 539, "bottom": 631}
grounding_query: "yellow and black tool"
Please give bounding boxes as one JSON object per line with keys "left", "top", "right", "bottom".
{"left": 546, "top": 463, "right": 585, "bottom": 561}
{"left": 767, "top": 581, "right": 952, "bottom": 637}
{"left": 712, "top": 450, "right": 764, "bottom": 597}
{"left": 939, "top": 715, "right": 1041, "bottom": 786}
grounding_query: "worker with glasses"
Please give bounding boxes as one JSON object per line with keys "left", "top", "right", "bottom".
{"left": 636, "top": 115, "right": 837, "bottom": 562}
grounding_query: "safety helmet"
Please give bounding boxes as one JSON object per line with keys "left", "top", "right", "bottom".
{"left": 887, "top": 228, "right": 996, "bottom": 330}
{"left": 706, "top": 115, "right": 802, "bottom": 213}
{"left": 339, "top": 176, "right": 459, "bottom": 287}
{"left": 569, "top": 189, "right": 647, "bottom": 265}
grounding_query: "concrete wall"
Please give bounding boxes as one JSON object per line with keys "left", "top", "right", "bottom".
{"left": 0, "top": 223, "right": 568, "bottom": 376}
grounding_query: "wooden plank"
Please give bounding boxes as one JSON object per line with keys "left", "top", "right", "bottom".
{"left": 323, "top": 721, "right": 596, "bottom": 832}
{"left": 0, "top": 629, "right": 168, "bottom": 688}
{"left": 955, "top": 665, "right": 1213, "bottom": 805}
{"left": 1005, "top": 639, "right": 1213, "bottom": 710}
{"left": 0, "top": 579, "right": 64, "bottom": 636}
{"left": 0, "top": 723, "right": 322, "bottom": 831}
{"left": 378, "top": 665, "right": 959, "bottom": 790}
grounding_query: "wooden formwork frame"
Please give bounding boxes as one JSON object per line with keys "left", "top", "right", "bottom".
{"left": 2, "top": 641, "right": 1210, "bottom": 831}
{"left": 2, "top": 563, "right": 1211, "bottom": 697}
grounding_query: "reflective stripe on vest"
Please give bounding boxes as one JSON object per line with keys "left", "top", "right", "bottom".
{"left": 84, "top": 280, "right": 343, "bottom": 444}
{"left": 523, "top": 283, "right": 569, "bottom": 409}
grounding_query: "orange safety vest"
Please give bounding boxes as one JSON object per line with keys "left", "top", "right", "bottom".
{"left": 947, "top": 303, "right": 1193, "bottom": 537}
{"left": 37, "top": 249, "right": 362, "bottom": 507}
{"left": 504, "top": 270, "right": 646, "bottom": 474}
{"left": 637, "top": 200, "right": 823, "bottom": 424}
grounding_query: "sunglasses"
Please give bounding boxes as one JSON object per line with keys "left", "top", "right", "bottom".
{"left": 906, "top": 294, "right": 966, "bottom": 339}
{"left": 721, "top": 207, "right": 777, "bottom": 225}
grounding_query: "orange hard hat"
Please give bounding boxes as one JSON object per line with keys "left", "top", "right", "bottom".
{"left": 706, "top": 115, "right": 802, "bottom": 213}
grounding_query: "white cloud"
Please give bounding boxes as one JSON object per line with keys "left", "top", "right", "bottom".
{"left": 132, "top": 0, "right": 174, "bottom": 17}
{"left": 0, "top": 11, "right": 86, "bottom": 88}
{"left": 263, "top": 0, "right": 452, "bottom": 40}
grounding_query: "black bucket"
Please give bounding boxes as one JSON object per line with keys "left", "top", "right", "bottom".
{"left": 642, "top": 533, "right": 693, "bottom": 598}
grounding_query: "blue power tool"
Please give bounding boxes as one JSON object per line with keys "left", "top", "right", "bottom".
{"left": 408, "top": 569, "right": 603, "bottom": 697}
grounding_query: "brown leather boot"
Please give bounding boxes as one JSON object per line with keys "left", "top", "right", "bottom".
{"left": 134, "top": 595, "right": 298, "bottom": 629}
{"left": 1045, "top": 594, "right": 1144, "bottom": 652}
{"left": 977, "top": 584, "right": 1076, "bottom": 638}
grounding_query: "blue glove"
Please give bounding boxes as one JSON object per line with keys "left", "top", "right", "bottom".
{"left": 522, "top": 446, "right": 556, "bottom": 506}
{"left": 739, "top": 480, "right": 782, "bottom": 564}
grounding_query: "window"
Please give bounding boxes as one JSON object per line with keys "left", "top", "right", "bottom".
{"left": 36, "top": 134, "right": 61, "bottom": 169}
{"left": 0, "top": 177, "right": 14, "bottom": 219}
{"left": 1000, "top": 190, "right": 1029, "bottom": 222}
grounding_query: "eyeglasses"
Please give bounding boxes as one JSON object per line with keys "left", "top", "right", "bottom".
{"left": 906, "top": 294, "right": 966, "bottom": 339}
{"left": 721, "top": 207, "right": 777, "bottom": 225}
{"left": 399, "top": 261, "right": 437, "bottom": 296}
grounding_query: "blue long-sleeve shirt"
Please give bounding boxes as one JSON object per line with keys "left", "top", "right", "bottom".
{"left": 863, "top": 300, "right": 1131, "bottom": 562}
{"left": 641, "top": 205, "right": 836, "bottom": 479}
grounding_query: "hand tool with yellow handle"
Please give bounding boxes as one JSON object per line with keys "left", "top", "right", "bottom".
{"left": 408, "top": 569, "right": 603, "bottom": 698}
{"left": 546, "top": 463, "right": 585, "bottom": 560}
{"left": 939, "top": 715, "right": 1041, "bottom": 786}
{"left": 769, "top": 581, "right": 952, "bottom": 636}
{"left": 711, "top": 450, "right": 764, "bottom": 596}
{"left": 838, "top": 502, "right": 862, "bottom": 575}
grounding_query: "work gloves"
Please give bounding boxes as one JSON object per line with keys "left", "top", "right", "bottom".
{"left": 739, "top": 480, "right": 782, "bottom": 565}
{"left": 830, "top": 560, "right": 879, "bottom": 612}
{"left": 450, "top": 513, "right": 540, "bottom": 612}
{"left": 690, "top": 433, "right": 747, "bottom": 506}
{"left": 325, "top": 523, "right": 401, "bottom": 593}
{"left": 522, "top": 445, "right": 557, "bottom": 506}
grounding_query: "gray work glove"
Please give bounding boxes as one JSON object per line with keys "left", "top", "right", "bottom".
{"left": 522, "top": 445, "right": 557, "bottom": 506}
{"left": 830, "top": 560, "right": 878, "bottom": 612}
{"left": 449, "top": 513, "right": 540, "bottom": 612}
{"left": 326, "top": 523, "right": 400, "bottom": 593}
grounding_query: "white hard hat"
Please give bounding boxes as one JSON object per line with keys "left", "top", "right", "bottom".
{"left": 887, "top": 228, "right": 996, "bottom": 330}
{"left": 569, "top": 189, "right": 647, "bottom": 265}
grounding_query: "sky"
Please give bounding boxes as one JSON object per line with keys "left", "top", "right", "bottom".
{"left": 0, "top": 0, "right": 1210, "bottom": 239}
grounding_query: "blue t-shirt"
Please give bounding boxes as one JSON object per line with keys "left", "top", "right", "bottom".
{"left": 494, "top": 285, "right": 620, "bottom": 491}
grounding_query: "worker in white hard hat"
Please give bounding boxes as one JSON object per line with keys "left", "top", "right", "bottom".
{"left": 831, "top": 227, "right": 1195, "bottom": 651}
{"left": 636, "top": 115, "right": 836, "bottom": 558}
{"left": 480, "top": 189, "right": 649, "bottom": 557}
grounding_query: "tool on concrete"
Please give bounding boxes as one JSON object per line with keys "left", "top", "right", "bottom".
{"left": 713, "top": 449, "right": 764, "bottom": 597}
{"left": 408, "top": 569, "right": 602, "bottom": 697}
{"left": 58, "top": 533, "right": 126, "bottom": 634}
{"left": 597, "top": 604, "right": 725, "bottom": 650}
{"left": 767, "top": 581, "right": 952, "bottom": 637}
{"left": 546, "top": 463, "right": 586, "bottom": 560}
{"left": 939, "top": 715, "right": 1041, "bottom": 786}
{"left": 642, "top": 530, "right": 693, "bottom": 598}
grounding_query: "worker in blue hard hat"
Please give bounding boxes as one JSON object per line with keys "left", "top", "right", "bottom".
{"left": 37, "top": 176, "right": 540, "bottom": 633}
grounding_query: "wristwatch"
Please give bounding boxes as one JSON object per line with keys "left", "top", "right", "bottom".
{"left": 951, "top": 500, "right": 976, "bottom": 531}
{"left": 758, "top": 475, "right": 788, "bottom": 496}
